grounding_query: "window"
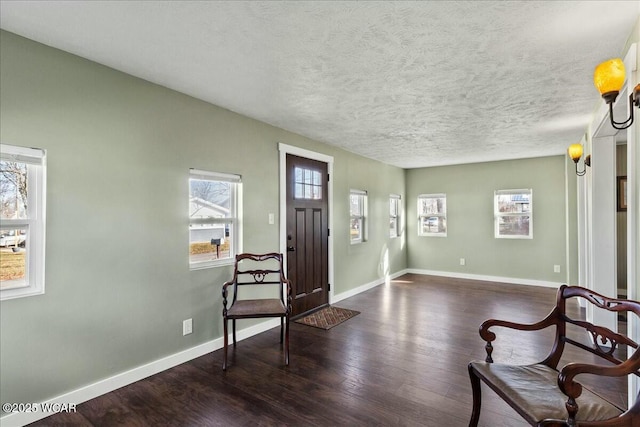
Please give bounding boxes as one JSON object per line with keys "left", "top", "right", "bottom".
{"left": 1, "top": 144, "right": 46, "bottom": 300}
{"left": 494, "top": 189, "right": 532, "bottom": 239}
{"left": 350, "top": 190, "right": 367, "bottom": 244}
{"left": 389, "top": 194, "right": 401, "bottom": 238}
{"left": 294, "top": 166, "right": 322, "bottom": 200}
{"left": 418, "top": 194, "right": 447, "bottom": 236}
{"left": 189, "top": 169, "right": 242, "bottom": 269}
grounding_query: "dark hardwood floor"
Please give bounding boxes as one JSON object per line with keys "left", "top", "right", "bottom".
{"left": 28, "top": 274, "right": 628, "bottom": 427}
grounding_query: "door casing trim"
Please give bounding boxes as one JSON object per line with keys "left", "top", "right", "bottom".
{"left": 278, "top": 143, "right": 334, "bottom": 305}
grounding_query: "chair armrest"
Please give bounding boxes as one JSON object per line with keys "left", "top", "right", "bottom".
{"left": 479, "top": 309, "right": 560, "bottom": 363}
{"left": 222, "top": 280, "right": 235, "bottom": 310}
{"left": 559, "top": 355, "right": 640, "bottom": 399}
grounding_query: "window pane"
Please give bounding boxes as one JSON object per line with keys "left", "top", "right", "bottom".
{"left": 389, "top": 217, "right": 398, "bottom": 238}
{"left": 0, "top": 161, "right": 28, "bottom": 220}
{"left": 189, "top": 179, "right": 231, "bottom": 219}
{"left": 420, "top": 216, "right": 446, "bottom": 234}
{"left": 189, "top": 224, "right": 231, "bottom": 262}
{"left": 350, "top": 194, "right": 362, "bottom": 216}
{"left": 498, "top": 216, "right": 530, "bottom": 236}
{"left": 293, "top": 167, "right": 322, "bottom": 200}
{"left": 0, "top": 228, "right": 28, "bottom": 290}
{"left": 497, "top": 193, "right": 530, "bottom": 213}
{"left": 350, "top": 217, "right": 362, "bottom": 243}
{"left": 419, "top": 196, "right": 445, "bottom": 215}
{"left": 312, "top": 184, "right": 321, "bottom": 200}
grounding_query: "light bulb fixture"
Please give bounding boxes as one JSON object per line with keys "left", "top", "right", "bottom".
{"left": 568, "top": 143, "right": 591, "bottom": 176}
{"left": 594, "top": 58, "right": 640, "bottom": 130}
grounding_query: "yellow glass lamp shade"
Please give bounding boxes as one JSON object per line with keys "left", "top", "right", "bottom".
{"left": 594, "top": 58, "right": 625, "bottom": 103}
{"left": 568, "top": 143, "right": 583, "bottom": 163}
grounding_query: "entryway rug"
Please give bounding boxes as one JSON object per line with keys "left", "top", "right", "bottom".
{"left": 294, "top": 306, "right": 360, "bottom": 330}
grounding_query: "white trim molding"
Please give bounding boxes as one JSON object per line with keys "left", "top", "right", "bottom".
{"left": 407, "top": 268, "right": 562, "bottom": 289}
{"left": 333, "top": 269, "right": 409, "bottom": 303}
{"left": 277, "top": 143, "right": 335, "bottom": 303}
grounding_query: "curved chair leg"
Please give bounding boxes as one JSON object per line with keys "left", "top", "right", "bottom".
{"left": 284, "top": 315, "right": 290, "bottom": 366}
{"left": 468, "top": 364, "right": 482, "bottom": 427}
{"left": 280, "top": 317, "right": 284, "bottom": 343}
{"left": 223, "top": 317, "right": 228, "bottom": 371}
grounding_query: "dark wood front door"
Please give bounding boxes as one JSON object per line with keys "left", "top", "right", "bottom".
{"left": 286, "top": 154, "right": 329, "bottom": 317}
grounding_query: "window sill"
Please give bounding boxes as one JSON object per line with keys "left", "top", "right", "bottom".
{"left": 189, "top": 258, "right": 235, "bottom": 270}
{"left": 1, "top": 286, "right": 45, "bottom": 301}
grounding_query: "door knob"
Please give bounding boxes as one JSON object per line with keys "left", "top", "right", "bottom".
{"left": 287, "top": 246, "right": 295, "bottom": 252}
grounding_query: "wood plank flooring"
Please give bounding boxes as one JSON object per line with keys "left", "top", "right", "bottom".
{"left": 28, "top": 274, "right": 628, "bottom": 426}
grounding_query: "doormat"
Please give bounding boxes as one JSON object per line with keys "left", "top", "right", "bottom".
{"left": 294, "top": 306, "right": 360, "bottom": 330}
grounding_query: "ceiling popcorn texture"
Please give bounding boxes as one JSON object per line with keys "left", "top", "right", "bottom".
{"left": 1, "top": 1, "right": 638, "bottom": 168}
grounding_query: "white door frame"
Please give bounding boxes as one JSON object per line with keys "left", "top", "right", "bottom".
{"left": 585, "top": 43, "right": 637, "bottom": 406}
{"left": 278, "top": 143, "right": 335, "bottom": 304}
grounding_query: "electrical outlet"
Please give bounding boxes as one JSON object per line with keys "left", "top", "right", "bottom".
{"left": 268, "top": 213, "right": 275, "bottom": 225}
{"left": 554, "top": 265, "right": 561, "bottom": 273}
{"left": 460, "top": 258, "right": 466, "bottom": 266}
{"left": 183, "top": 318, "right": 193, "bottom": 336}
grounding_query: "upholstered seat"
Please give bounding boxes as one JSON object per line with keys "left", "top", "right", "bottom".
{"left": 226, "top": 299, "right": 286, "bottom": 318}
{"left": 469, "top": 362, "right": 623, "bottom": 424}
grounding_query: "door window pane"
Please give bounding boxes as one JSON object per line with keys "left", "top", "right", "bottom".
{"left": 294, "top": 167, "right": 322, "bottom": 200}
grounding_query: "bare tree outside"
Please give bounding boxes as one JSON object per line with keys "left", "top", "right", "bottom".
{"left": 0, "top": 161, "right": 28, "bottom": 219}
{"left": 189, "top": 179, "right": 230, "bottom": 208}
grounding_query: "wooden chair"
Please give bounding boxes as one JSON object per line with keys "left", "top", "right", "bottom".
{"left": 468, "top": 285, "right": 640, "bottom": 426}
{"left": 221, "top": 252, "right": 291, "bottom": 370}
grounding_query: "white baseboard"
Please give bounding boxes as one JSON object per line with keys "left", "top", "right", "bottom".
{"left": 0, "top": 318, "right": 281, "bottom": 427}
{"left": 332, "top": 269, "right": 409, "bottom": 303}
{"left": 406, "top": 268, "right": 562, "bottom": 289}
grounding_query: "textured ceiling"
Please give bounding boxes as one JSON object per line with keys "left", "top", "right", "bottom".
{"left": 1, "top": 1, "right": 638, "bottom": 168}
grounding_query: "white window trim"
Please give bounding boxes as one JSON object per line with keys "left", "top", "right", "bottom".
{"left": 1, "top": 144, "right": 46, "bottom": 300}
{"left": 189, "top": 169, "right": 242, "bottom": 270}
{"left": 390, "top": 194, "right": 401, "bottom": 238}
{"left": 494, "top": 188, "right": 533, "bottom": 239}
{"left": 418, "top": 193, "right": 447, "bottom": 237}
{"left": 350, "top": 189, "right": 368, "bottom": 244}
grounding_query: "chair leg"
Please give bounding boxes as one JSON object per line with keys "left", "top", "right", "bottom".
{"left": 223, "top": 317, "right": 228, "bottom": 371}
{"left": 284, "top": 315, "right": 290, "bottom": 366}
{"left": 280, "top": 317, "right": 284, "bottom": 343}
{"left": 468, "top": 364, "right": 482, "bottom": 427}
{"left": 232, "top": 319, "right": 237, "bottom": 346}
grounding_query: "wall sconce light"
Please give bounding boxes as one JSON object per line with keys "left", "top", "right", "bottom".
{"left": 568, "top": 143, "right": 590, "bottom": 176}
{"left": 594, "top": 58, "right": 640, "bottom": 130}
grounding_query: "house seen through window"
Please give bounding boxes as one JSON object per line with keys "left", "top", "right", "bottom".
{"left": 1, "top": 144, "right": 46, "bottom": 300}
{"left": 189, "top": 169, "right": 241, "bottom": 268}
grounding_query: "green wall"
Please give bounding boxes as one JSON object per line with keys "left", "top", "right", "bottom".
{"left": 0, "top": 28, "right": 579, "bottom": 412}
{"left": 406, "top": 156, "right": 571, "bottom": 283}
{"left": 0, "top": 30, "right": 406, "bottom": 407}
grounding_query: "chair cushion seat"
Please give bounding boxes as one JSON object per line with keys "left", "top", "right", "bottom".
{"left": 469, "top": 362, "right": 623, "bottom": 423}
{"left": 227, "top": 299, "right": 286, "bottom": 318}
